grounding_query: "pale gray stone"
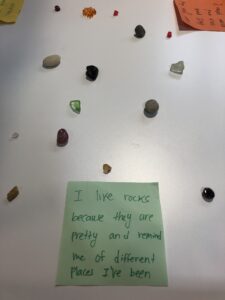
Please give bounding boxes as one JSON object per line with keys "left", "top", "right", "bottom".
{"left": 43, "top": 55, "right": 61, "bottom": 69}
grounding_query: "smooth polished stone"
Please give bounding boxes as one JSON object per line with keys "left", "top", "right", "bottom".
{"left": 43, "top": 55, "right": 61, "bottom": 69}
{"left": 70, "top": 100, "right": 81, "bottom": 114}
{"left": 57, "top": 129, "right": 69, "bottom": 147}
{"left": 202, "top": 188, "right": 215, "bottom": 202}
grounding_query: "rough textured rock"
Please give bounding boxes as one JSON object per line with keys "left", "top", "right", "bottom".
{"left": 103, "top": 164, "right": 112, "bottom": 174}
{"left": 170, "top": 61, "right": 184, "bottom": 74}
{"left": 86, "top": 65, "right": 99, "bottom": 81}
{"left": 82, "top": 7, "right": 96, "bottom": 18}
{"left": 134, "top": 25, "right": 145, "bottom": 38}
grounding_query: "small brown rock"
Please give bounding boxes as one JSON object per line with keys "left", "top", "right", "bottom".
{"left": 7, "top": 186, "right": 19, "bottom": 202}
{"left": 103, "top": 164, "right": 112, "bottom": 174}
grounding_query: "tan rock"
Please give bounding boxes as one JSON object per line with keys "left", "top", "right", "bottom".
{"left": 43, "top": 55, "right": 61, "bottom": 69}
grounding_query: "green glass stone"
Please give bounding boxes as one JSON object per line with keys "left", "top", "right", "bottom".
{"left": 70, "top": 100, "right": 81, "bottom": 114}
{"left": 170, "top": 61, "right": 184, "bottom": 75}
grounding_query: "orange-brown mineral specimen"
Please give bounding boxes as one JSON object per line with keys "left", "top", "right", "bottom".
{"left": 82, "top": 7, "right": 96, "bottom": 18}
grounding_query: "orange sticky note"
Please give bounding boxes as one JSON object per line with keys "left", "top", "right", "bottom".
{"left": 174, "top": 0, "right": 225, "bottom": 31}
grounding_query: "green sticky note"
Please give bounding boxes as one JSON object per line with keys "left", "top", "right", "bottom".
{"left": 56, "top": 182, "right": 168, "bottom": 286}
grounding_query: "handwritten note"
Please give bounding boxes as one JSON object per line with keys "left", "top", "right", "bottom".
{"left": 174, "top": 0, "right": 225, "bottom": 31}
{"left": 0, "top": 0, "right": 24, "bottom": 23}
{"left": 56, "top": 182, "right": 168, "bottom": 286}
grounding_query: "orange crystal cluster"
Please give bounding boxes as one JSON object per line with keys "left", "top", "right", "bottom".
{"left": 82, "top": 7, "right": 96, "bottom": 18}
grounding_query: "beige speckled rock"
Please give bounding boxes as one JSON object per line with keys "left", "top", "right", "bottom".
{"left": 103, "top": 164, "right": 112, "bottom": 174}
{"left": 42, "top": 54, "right": 61, "bottom": 69}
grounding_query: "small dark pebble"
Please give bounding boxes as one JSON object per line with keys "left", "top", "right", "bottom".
{"left": 134, "top": 25, "right": 145, "bottom": 38}
{"left": 57, "top": 129, "right": 69, "bottom": 147}
{"left": 86, "top": 65, "right": 99, "bottom": 81}
{"left": 144, "top": 99, "right": 159, "bottom": 118}
{"left": 202, "top": 187, "right": 215, "bottom": 202}
{"left": 54, "top": 5, "right": 61, "bottom": 12}
{"left": 7, "top": 186, "right": 19, "bottom": 202}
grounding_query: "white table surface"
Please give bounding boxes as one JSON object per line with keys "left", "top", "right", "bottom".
{"left": 0, "top": 1, "right": 225, "bottom": 299}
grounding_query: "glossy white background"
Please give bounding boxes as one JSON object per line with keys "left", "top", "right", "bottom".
{"left": 0, "top": 1, "right": 225, "bottom": 299}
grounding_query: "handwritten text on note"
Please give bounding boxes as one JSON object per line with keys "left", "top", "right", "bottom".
{"left": 174, "top": 0, "right": 225, "bottom": 31}
{"left": 56, "top": 182, "right": 168, "bottom": 286}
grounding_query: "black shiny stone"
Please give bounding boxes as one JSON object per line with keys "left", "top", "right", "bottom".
{"left": 86, "top": 65, "right": 99, "bottom": 81}
{"left": 134, "top": 25, "right": 145, "bottom": 38}
{"left": 54, "top": 5, "right": 61, "bottom": 12}
{"left": 202, "top": 188, "right": 215, "bottom": 202}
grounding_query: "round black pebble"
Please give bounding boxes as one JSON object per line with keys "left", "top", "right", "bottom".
{"left": 54, "top": 5, "right": 61, "bottom": 12}
{"left": 86, "top": 65, "right": 99, "bottom": 81}
{"left": 134, "top": 25, "right": 145, "bottom": 38}
{"left": 202, "top": 187, "right": 215, "bottom": 202}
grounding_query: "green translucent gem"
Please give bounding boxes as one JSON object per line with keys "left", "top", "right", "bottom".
{"left": 70, "top": 100, "right": 81, "bottom": 114}
{"left": 170, "top": 61, "right": 184, "bottom": 75}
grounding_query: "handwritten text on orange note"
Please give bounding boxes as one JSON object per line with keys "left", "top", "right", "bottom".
{"left": 174, "top": 0, "right": 225, "bottom": 31}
